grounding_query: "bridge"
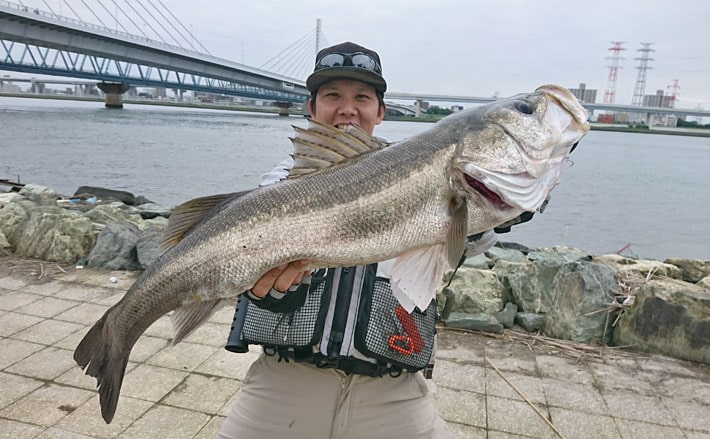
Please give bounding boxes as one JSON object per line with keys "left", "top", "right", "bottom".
{"left": 0, "top": 0, "right": 310, "bottom": 110}
{"left": 1, "top": 0, "right": 708, "bottom": 123}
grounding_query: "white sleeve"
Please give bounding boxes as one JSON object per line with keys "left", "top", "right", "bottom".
{"left": 259, "top": 157, "right": 294, "bottom": 187}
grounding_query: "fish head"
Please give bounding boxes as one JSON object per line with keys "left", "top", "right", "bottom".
{"left": 453, "top": 84, "right": 589, "bottom": 215}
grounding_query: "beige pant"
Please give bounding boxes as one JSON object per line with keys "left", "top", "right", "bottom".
{"left": 217, "top": 353, "right": 453, "bottom": 439}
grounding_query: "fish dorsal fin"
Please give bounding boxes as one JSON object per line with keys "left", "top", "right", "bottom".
{"left": 160, "top": 191, "right": 251, "bottom": 254}
{"left": 288, "top": 120, "right": 386, "bottom": 178}
{"left": 390, "top": 199, "right": 468, "bottom": 312}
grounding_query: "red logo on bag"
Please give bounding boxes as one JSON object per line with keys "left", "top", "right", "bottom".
{"left": 388, "top": 305, "right": 425, "bottom": 356}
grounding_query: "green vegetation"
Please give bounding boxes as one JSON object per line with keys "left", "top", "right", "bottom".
{"left": 677, "top": 119, "right": 710, "bottom": 129}
{"left": 627, "top": 122, "right": 650, "bottom": 130}
{"left": 424, "top": 105, "right": 454, "bottom": 116}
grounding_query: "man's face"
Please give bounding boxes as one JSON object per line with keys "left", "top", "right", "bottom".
{"left": 310, "top": 79, "right": 385, "bottom": 136}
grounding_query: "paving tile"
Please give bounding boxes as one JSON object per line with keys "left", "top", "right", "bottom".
{"left": 614, "top": 418, "right": 686, "bottom": 439}
{"left": 0, "top": 372, "right": 44, "bottom": 409}
{"left": 635, "top": 354, "right": 702, "bottom": 379}
{"left": 0, "top": 384, "right": 94, "bottom": 427}
{"left": 433, "top": 387, "right": 486, "bottom": 428}
{"left": 485, "top": 351, "right": 538, "bottom": 374}
{"left": 56, "top": 361, "right": 139, "bottom": 391}
{"left": 589, "top": 361, "right": 655, "bottom": 394}
{"left": 15, "top": 296, "right": 81, "bottom": 318}
{"left": 486, "top": 370, "right": 546, "bottom": 404}
{"left": 0, "top": 291, "right": 44, "bottom": 311}
{"left": 193, "top": 416, "right": 227, "bottom": 439}
{"left": 488, "top": 431, "right": 542, "bottom": 439}
{"left": 180, "top": 321, "right": 232, "bottom": 347}
{"left": 195, "top": 348, "right": 260, "bottom": 380}
{"left": 12, "top": 319, "right": 85, "bottom": 346}
{"left": 602, "top": 390, "right": 675, "bottom": 425}
{"left": 51, "top": 284, "right": 102, "bottom": 302}
{"left": 116, "top": 404, "right": 210, "bottom": 439}
{"left": 548, "top": 407, "right": 621, "bottom": 438}
{"left": 535, "top": 355, "right": 594, "bottom": 385}
{"left": 210, "top": 303, "right": 239, "bottom": 325}
{"left": 434, "top": 359, "right": 486, "bottom": 394}
{"left": 656, "top": 376, "right": 710, "bottom": 405}
{"left": 127, "top": 334, "right": 169, "bottom": 362}
{"left": 486, "top": 395, "right": 556, "bottom": 439}
{"left": 661, "top": 396, "right": 710, "bottom": 433}
{"left": 54, "top": 303, "right": 110, "bottom": 325}
{"left": 34, "top": 427, "right": 96, "bottom": 438}
{"left": 56, "top": 395, "right": 153, "bottom": 439}
{"left": 120, "top": 364, "right": 189, "bottom": 402}
{"left": 6, "top": 346, "right": 77, "bottom": 380}
{"left": 542, "top": 378, "right": 609, "bottom": 414}
{"left": 0, "top": 418, "right": 45, "bottom": 438}
{"left": 0, "top": 275, "right": 30, "bottom": 291}
{"left": 445, "top": 422, "right": 487, "bottom": 439}
{"left": 145, "top": 340, "right": 216, "bottom": 372}
{"left": 161, "top": 373, "right": 241, "bottom": 414}
{"left": 21, "top": 281, "right": 65, "bottom": 297}
{"left": 0, "top": 338, "right": 45, "bottom": 370}
{"left": 142, "top": 315, "right": 174, "bottom": 339}
{"left": 0, "top": 311, "right": 44, "bottom": 337}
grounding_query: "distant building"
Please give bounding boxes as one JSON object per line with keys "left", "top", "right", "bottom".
{"left": 569, "top": 83, "right": 597, "bottom": 104}
{"left": 643, "top": 90, "right": 673, "bottom": 108}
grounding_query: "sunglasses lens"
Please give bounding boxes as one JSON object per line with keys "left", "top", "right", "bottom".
{"left": 315, "top": 53, "right": 381, "bottom": 75}
{"left": 317, "top": 54, "right": 346, "bottom": 69}
{"left": 351, "top": 55, "right": 380, "bottom": 73}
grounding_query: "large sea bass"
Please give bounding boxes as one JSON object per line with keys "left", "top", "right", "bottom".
{"left": 75, "top": 84, "right": 588, "bottom": 423}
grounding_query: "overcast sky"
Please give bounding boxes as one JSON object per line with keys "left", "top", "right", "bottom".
{"left": 8, "top": 0, "right": 710, "bottom": 109}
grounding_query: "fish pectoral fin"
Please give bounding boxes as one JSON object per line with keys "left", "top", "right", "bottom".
{"left": 170, "top": 299, "right": 227, "bottom": 345}
{"left": 288, "top": 120, "right": 387, "bottom": 178}
{"left": 390, "top": 244, "right": 448, "bottom": 313}
{"left": 160, "top": 190, "right": 252, "bottom": 254}
{"left": 446, "top": 197, "right": 468, "bottom": 268}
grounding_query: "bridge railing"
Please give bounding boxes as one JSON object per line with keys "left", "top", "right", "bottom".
{"left": 0, "top": 0, "right": 305, "bottom": 86}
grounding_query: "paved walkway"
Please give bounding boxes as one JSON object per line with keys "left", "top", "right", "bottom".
{"left": 1, "top": 257, "right": 708, "bottom": 439}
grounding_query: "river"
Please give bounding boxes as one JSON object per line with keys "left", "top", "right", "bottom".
{"left": 1, "top": 96, "right": 709, "bottom": 261}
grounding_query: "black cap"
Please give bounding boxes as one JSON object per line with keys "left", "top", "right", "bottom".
{"left": 306, "top": 41, "right": 387, "bottom": 94}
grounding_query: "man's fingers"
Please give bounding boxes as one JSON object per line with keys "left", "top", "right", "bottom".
{"left": 251, "top": 260, "right": 312, "bottom": 298}
{"left": 251, "top": 264, "right": 287, "bottom": 297}
{"left": 273, "top": 260, "right": 312, "bottom": 292}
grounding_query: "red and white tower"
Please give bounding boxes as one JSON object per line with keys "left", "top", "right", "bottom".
{"left": 667, "top": 79, "right": 680, "bottom": 108}
{"left": 603, "top": 42, "right": 625, "bottom": 104}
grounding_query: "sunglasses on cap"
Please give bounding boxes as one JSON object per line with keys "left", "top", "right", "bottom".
{"left": 314, "top": 52, "right": 382, "bottom": 75}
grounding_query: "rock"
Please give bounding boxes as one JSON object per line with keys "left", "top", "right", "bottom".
{"left": 439, "top": 268, "right": 506, "bottom": 314}
{"left": 496, "top": 302, "right": 518, "bottom": 329}
{"left": 87, "top": 221, "right": 143, "bottom": 270}
{"left": 445, "top": 312, "right": 503, "bottom": 333}
{"left": 698, "top": 277, "right": 710, "bottom": 290}
{"left": 0, "top": 231, "right": 11, "bottom": 256}
{"left": 136, "top": 225, "right": 165, "bottom": 269}
{"left": 516, "top": 312, "right": 544, "bottom": 332}
{"left": 461, "top": 253, "right": 491, "bottom": 269}
{"left": 84, "top": 204, "right": 146, "bottom": 228}
{"left": 496, "top": 241, "right": 532, "bottom": 254}
{"left": 18, "top": 184, "right": 59, "bottom": 206}
{"left": 664, "top": 258, "right": 710, "bottom": 283}
{"left": 485, "top": 246, "right": 527, "bottom": 263}
{"left": 613, "top": 278, "right": 710, "bottom": 364}
{"left": 74, "top": 186, "right": 137, "bottom": 205}
{"left": 134, "top": 202, "right": 174, "bottom": 220}
{"left": 497, "top": 258, "right": 619, "bottom": 344}
{"left": 527, "top": 246, "right": 593, "bottom": 263}
{"left": 595, "top": 254, "right": 683, "bottom": 280}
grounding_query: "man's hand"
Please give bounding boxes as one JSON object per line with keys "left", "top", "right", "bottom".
{"left": 251, "top": 260, "right": 312, "bottom": 297}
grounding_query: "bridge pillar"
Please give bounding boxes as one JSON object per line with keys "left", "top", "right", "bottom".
{"left": 415, "top": 99, "right": 423, "bottom": 118}
{"left": 97, "top": 82, "right": 130, "bottom": 108}
{"left": 31, "top": 82, "right": 45, "bottom": 94}
{"left": 273, "top": 101, "right": 293, "bottom": 116}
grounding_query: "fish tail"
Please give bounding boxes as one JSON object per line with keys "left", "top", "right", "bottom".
{"left": 73, "top": 313, "right": 129, "bottom": 424}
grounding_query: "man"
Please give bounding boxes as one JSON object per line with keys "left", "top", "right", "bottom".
{"left": 217, "top": 41, "right": 457, "bottom": 439}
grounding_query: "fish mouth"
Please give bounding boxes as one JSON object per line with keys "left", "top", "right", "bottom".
{"left": 462, "top": 172, "right": 512, "bottom": 210}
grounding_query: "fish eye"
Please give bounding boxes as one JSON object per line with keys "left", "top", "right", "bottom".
{"left": 514, "top": 100, "right": 534, "bottom": 114}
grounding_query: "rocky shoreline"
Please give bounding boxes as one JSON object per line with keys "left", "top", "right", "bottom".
{"left": 1, "top": 184, "right": 709, "bottom": 364}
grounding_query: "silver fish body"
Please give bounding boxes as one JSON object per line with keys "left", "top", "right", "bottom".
{"left": 74, "top": 84, "right": 589, "bottom": 423}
